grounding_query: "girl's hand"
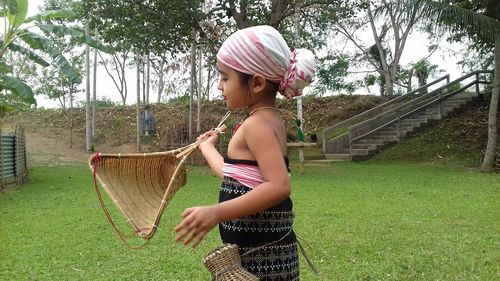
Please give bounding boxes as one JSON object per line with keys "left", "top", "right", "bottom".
{"left": 174, "top": 205, "right": 220, "bottom": 248}
{"left": 197, "top": 130, "right": 219, "bottom": 150}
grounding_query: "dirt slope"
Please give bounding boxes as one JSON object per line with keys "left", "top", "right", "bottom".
{"left": 2, "top": 95, "right": 494, "bottom": 167}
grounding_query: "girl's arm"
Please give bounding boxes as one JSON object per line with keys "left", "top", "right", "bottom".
{"left": 198, "top": 130, "right": 224, "bottom": 179}
{"left": 175, "top": 117, "right": 290, "bottom": 247}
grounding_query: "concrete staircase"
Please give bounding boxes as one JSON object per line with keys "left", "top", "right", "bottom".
{"left": 322, "top": 70, "right": 494, "bottom": 161}
{"left": 341, "top": 93, "right": 476, "bottom": 161}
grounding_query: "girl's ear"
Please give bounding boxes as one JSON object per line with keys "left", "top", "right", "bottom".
{"left": 251, "top": 74, "right": 267, "bottom": 94}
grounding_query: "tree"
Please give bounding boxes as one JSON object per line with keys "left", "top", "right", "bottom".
{"left": 0, "top": 49, "right": 37, "bottom": 114}
{"left": 82, "top": 0, "right": 202, "bottom": 151}
{"left": 316, "top": 54, "right": 357, "bottom": 95}
{"left": 0, "top": 0, "right": 107, "bottom": 110}
{"left": 329, "top": 0, "right": 425, "bottom": 96}
{"left": 396, "top": 0, "right": 499, "bottom": 172}
{"left": 98, "top": 46, "right": 130, "bottom": 105}
{"left": 412, "top": 58, "right": 438, "bottom": 93}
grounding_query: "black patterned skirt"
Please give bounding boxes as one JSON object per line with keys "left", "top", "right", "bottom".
{"left": 219, "top": 176, "right": 299, "bottom": 281}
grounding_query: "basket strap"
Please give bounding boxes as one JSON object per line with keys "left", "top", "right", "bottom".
{"left": 296, "top": 235, "right": 319, "bottom": 275}
{"left": 240, "top": 229, "right": 319, "bottom": 276}
{"left": 92, "top": 152, "right": 151, "bottom": 250}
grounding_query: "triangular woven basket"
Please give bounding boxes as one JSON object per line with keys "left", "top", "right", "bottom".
{"left": 89, "top": 114, "right": 229, "bottom": 247}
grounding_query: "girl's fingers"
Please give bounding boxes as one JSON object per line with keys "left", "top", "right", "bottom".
{"left": 182, "top": 228, "right": 198, "bottom": 246}
{"left": 182, "top": 208, "right": 195, "bottom": 218}
{"left": 175, "top": 227, "right": 189, "bottom": 241}
{"left": 174, "top": 212, "right": 194, "bottom": 232}
{"left": 191, "top": 231, "right": 207, "bottom": 248}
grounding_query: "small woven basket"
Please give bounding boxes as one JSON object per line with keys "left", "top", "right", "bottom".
{"left": 203, "top": 244, "right": 259, "bottom": 281}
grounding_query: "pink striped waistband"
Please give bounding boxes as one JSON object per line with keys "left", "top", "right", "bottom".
{"left": 223, "top": 163, "right": 265, "bottom": 189}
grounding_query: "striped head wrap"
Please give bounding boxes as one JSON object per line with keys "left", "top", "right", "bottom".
{"left": 217, "top": 25, "right": 315, "bottom": 99}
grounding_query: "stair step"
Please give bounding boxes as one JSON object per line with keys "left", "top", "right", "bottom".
{"left": 401, "top": 118, "right": 427, "bottom": 123}
{"left": 358, "top": 139, "right": 397, "bottom": 145}
{"left": 304, "top": 159, "right": 342, "bottom": 164}
{"left": 324, "top": 153, "right": 351, "bottom": 161}
{"left": 375, "top": 130, "right": 398, "bottom": 136}
{"left": 356, "top": 139, "right": 387, "bottom": 145}
{"left": 384, "top": 123, "right": 414, "bottom": 130}
{"left": 446, "top": 97, "right": 473, "bottom": 102}
{"left": 352, "top": 143, "right": 378, "bottom": 150}
{"left": 368, "top": 135, "right": 399, "bottom": 141}
{"left": 323, "top": 90, "right": 479, "bottom": 161}
{"left": 412, "top": 113, "right": 438, "bottom": 119}
{"left": 398, "top": 123, "right": 416, "bottom": 129}
{"left": 343, "top": 149, "right": 370, "bottom": 155}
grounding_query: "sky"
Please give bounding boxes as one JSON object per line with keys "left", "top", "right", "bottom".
{"left": 25, "top": 0, "right": 469, "bottom": 109}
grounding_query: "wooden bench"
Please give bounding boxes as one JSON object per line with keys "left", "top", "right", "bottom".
{"left": 287, "top": 142, "right": 317, "bottom": 174}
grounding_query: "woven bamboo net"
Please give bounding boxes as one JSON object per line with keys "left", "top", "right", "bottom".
{"left": 89, "top": 113, "right": 230, "bottom": 247}
{"left": 89, "top": 150, "right": 188, "bottom": 241}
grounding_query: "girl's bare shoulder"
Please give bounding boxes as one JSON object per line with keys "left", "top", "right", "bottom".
{"left": 242, "top": 114, "right": 280, "bottom": 134}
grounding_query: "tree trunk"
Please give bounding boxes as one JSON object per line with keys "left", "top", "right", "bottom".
{"left": 121, "top": 58, "right": 127, "bottom": 105}
{"left": 136, "top": 53, "right": 141, "bottom": 152}
{"left": 385, "top": 74, "right": 395, "bottom": 96}
{"left": 189, "top": 42, "right": 195, "bottom": 141}
{"left": 294, "top": 2, "right": 305, "bottom": 174}
{"left": 146, "top": 52, "right": 150, "bottom": 105}
{"left": 205, "top": 66, "right": 211, "bottom": 101}
{"left": 85, "top": 23, "right": 92, "bottom": 153}
{"left": 481, "top": 37, "right": 500, "bottom": 172}
{"left": 92, "top": 27, "right": 98, "bottom": 138}
{"left": 157, "top": 60, "right": 165, "bottom": 104}
{"left": 69, "top": 84, "right": 74, "bottom": 149}
{"left": 407, "top": 69, "right": 413, "bottom": 93}
{"left": 142, "top": 55, "right": 146, "bottom": 105}
{"left": 227, "top": 0, "right": 249, "bottom": 29}
{"left": 197, "top": 49, "right": 202, "bottom": 133}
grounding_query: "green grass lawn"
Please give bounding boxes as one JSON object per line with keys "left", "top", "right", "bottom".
{"left": 0, "top": 162, "right": 499, "bottom": 280}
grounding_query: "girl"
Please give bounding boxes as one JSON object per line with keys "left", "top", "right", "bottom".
{"left": 175, "top": 25, "right": 315, "bottom": 280}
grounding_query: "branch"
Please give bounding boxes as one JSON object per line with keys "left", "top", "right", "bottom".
{"left": 367, "top": 5, "right": 389, "bottom": 75}
{"left": 335, "top": 22, "right": 382, "bottom": 75}
{"left": 98, "top": 51, "right": 123, "bottom": 95}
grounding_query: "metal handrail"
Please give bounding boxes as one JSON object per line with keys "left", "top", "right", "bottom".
{"left": 352, "top": 80, "right": 477, "bottom": 142}
{"left": 322, "top": 74, "right": 450, "bottom": 153}
{"left": 347, "top": 70, "right": 493, "bottom": 147}
{"left": 323, "top": 70, "right": 493, "bottom": 154}
{"left": 348, "top": 70, "right": 492, "bottom": 137}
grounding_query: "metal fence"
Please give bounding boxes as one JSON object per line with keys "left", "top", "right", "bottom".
{"left": 0, "top": 126, "right": 27, "bottom": 191}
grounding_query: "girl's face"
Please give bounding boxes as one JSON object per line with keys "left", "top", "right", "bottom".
{"left": 217, "top": 59, "right": 250, "bottom": 109}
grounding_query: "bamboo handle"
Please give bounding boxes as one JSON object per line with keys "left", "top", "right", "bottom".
{"left": 175, "top": 124, "right": 227, "bottom": 159}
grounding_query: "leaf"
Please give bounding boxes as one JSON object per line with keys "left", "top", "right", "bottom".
{"left": 7, "top": 0, "right": 28, "bottom": 28}
{"left": 25, "top": 9, "right": 78, "bottom": 23}
{"left": 8, "top": 42, "right": 50, "bottom": 67}
{"left": 37, "top": 24, "right": 111, "bottom": 53}
{"left": 0, "top": 75, "right": 36, "bottom": 104}
{"left": 19, "top": 31, "right": 81, "bottom": 84}
{"left": 0, "top": 102, "right": 18, "bottom": 113}
{"left": 0, "top": 59, "right": 13, "bottom": 73}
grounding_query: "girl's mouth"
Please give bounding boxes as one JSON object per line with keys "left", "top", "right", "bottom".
{"left": 222, "top": 95, "right": 227, "bottom": 100}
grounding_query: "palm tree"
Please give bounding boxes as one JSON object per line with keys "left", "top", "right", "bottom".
{"left": 1, "top": 0, "right": 107, "bottom": 108}
{"left": 388, "top": 0, "right": 499, "bottom": 172}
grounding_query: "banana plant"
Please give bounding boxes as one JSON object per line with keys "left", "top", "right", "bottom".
{"left": 0, "top": 0, "right": 108, "bottom": 107}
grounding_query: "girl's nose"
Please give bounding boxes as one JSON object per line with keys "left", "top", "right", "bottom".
{"left": 217, "top": 79, "right": 223, "bottom": 91}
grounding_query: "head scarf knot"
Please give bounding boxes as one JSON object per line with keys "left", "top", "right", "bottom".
{"left": 217, "top": 25, "right": 315, "bottom": 99}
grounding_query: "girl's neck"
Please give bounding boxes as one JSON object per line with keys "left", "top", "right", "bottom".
{"left": 247, "top": 101, "right": 277, "bottom": 114}
{"left": 249, "top": 106, "right": 280, "bottom": 116}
